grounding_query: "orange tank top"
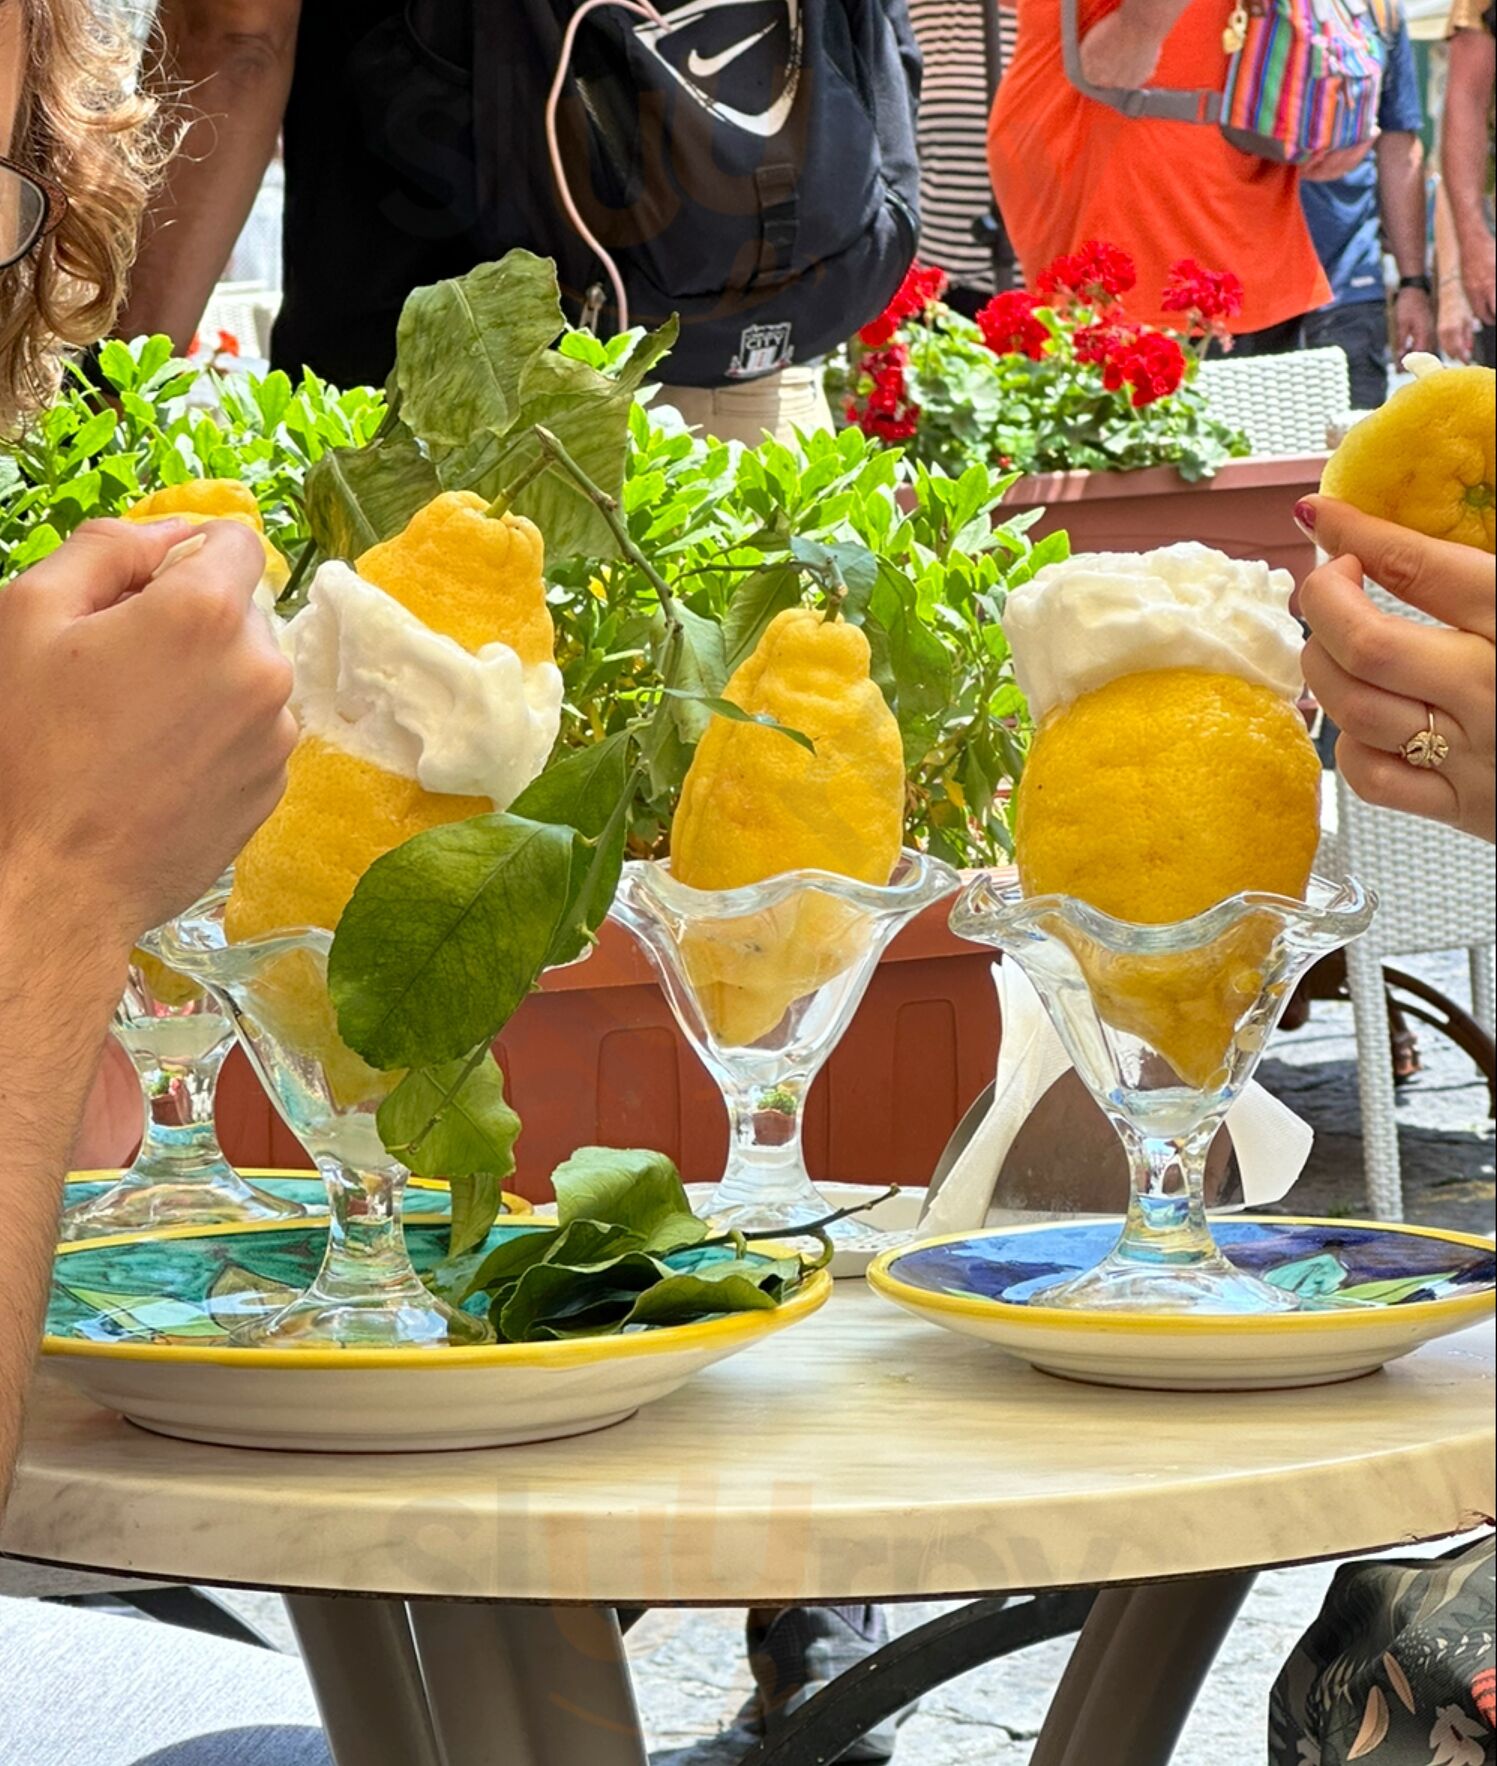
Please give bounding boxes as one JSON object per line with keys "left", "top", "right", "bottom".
{"left": 988, "top": 0, "right": 1331, "bottom": 332}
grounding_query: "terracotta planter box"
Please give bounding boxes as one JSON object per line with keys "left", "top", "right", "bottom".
{"left": 217, "top": 889, "right": 1007, "bottom": 1203}
{"left": 1004, "top": 453, "right": 1325, "bottom": 580}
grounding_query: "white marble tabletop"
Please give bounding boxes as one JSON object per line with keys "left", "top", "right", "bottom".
{"left": 4, "top": 1291, "right": 1492, "bottom": 1607}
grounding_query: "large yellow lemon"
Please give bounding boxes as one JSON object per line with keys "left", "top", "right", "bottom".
{"left": 1321, "top": 363, "right": 1495, "bottom": 552}
{"left": 1016, "top": 669, "right": 1321, "bottom": 924}
{"left": 1016, "top": 668, "right": 1322, "bottom": 1087}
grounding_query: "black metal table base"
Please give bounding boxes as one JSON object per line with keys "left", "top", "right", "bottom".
{"left": 738, "top": 1591, "right": 1095, "bottom": 1766}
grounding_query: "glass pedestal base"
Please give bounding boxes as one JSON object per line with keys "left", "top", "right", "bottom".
{"left": 682, "top": 1182, "right": 890, "bottom": 1250}
{"left": 61, "top": 1164, "right": 304, "bottom": 1242}
{"left": 230, "top": 1276, "right": 491, "bottom": 1350}
{"left": 1034, "top": 1250, "right": 1296, "bottom": 1315}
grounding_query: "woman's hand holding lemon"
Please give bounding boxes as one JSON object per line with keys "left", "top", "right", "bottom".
{"left": 1298, "top": 497, "right": 1495, "bottom": 844}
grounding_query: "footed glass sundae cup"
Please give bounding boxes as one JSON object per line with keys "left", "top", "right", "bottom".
{"left": 950, "top": 873, "right": 1376, "bottom": 1313}
{"left": 60, "top": 944, "right": 305, "bottom": 1243}
{"left": 610, "top": 851, "right": 960, "bottom": 1239}
{"left": 154, "top": 886, "right": 489, "bottom": 1349}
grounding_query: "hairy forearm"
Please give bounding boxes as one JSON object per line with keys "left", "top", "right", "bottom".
{"left": 1377, "top": 133, "right": 1427, "bottom": 277}
{"left": 0, "top": 868, "right": 130, "bottom": 1506}
{"left": 1443, "top": 33, "right": 1497, "bottom": 249}
{"left": 116, "top": 0, "right": 301, "bottom": 349}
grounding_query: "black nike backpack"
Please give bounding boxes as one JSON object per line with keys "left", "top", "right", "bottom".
{"left": 352, "top": 0, "right": 923, "bottom": 387}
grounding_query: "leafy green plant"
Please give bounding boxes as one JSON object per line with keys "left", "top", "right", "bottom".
{"left": 0, "top": 335, "right": 387, "bottom": 579}
{"left": 429, "top": 1147, "right": 825, "bottom": 1342}
{"left": 548, "top": 412, "right": 1055, "bottom": 865}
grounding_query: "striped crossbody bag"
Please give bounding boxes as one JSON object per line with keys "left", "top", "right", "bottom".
{"left": 1061, "top": 0, "right": 1390, "bottom": 165}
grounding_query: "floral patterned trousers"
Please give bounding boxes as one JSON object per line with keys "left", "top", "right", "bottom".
{"left": 1271, "top": 1535, "right": 1495, "bottom": 1765}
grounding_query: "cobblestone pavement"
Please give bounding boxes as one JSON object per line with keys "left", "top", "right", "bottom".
{"left": 218, "top": 950, "right": 1494, "bottom": 1765}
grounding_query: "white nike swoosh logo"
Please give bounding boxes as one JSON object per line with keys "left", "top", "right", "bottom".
{"left": 686, "top": 20, "right": 777, "bottom": 78}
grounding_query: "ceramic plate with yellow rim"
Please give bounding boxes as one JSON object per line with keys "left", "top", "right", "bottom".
{"left": 44, "top": 1217, "right": 831, "bottom": 1452}
{"left": 868, "top": 1218, "right": 1496, "bottom": 1391}
{"left": 63, "top": 1169, "right": 529, "bottom": 1224}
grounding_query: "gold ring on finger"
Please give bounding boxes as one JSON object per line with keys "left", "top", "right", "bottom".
{"left": 1402, "top": 707, "right": 1450, "bottom": 771}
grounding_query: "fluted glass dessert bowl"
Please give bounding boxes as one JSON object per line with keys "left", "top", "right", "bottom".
{"left": 60, "top": 941, "right": 305, "bottom": 1243}
{"left": 153, "top": 885, "right": 489, "bottom": 1349}
{"left": 949, "top": 872, "right": 1376, "bottom": 1314}
{"left": 610, "top": 851, "right": 960, "bottom": 1240}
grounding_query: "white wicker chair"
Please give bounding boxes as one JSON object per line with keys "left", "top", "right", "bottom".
{"left": 198, "top": 280, "right": 282, "bottom": 361}
{"left": 1317, "top": 578, "right": 1497, "bottom": 1220}
{"left": 1197, "top": 347, "right": 1351, "bottom": 456}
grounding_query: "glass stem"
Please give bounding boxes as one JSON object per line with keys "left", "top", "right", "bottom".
{"left": 126, "top": 1037, "right": 231, "bottom": 1183}
{"left": 308, "top": 1161, "right": 429, "bottom": 1305}
{"left": 1113, "top": 1120, "right": 1225, "bottom": 1270}
{"left": 716, "top": 1076, "right": 825, "bottom": 1213}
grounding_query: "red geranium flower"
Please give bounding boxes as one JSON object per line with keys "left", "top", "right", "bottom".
{"left": 1073, "top": 320, "right": 1140, "bottom": 367}
{"left": 857, "top": 262, "right": 949, "bottom": 348}
{"left": 1109, "top": 331, "right": 1188, "bottom": 406}
{"left": 1037, "top": 239, "right": 1137, "bottom": 307}
{"left": 849, "top": 342, "right": 921, "bottom": 443}
{"left": 215, "top": 328, "right": 241, "bottom": 358}
{"left": 977, "top": 290, "right": 1052, "bottom": 361}
{"left": 858, "top": 311, "right": 899, "bottom": 348}
{"left": 1161, "top": 259, "right": 1245, "bottom": 328}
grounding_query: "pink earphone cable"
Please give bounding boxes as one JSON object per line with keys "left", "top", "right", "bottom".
{"left": 546, "top": 0, "right": 671, "bottom": 335}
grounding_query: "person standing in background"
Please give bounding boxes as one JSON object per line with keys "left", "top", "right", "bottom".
{"left": 1299, "top": 0, "right": 1434, "bottom": 409}
{"left": 115, "top": 1, "right": 923, "bottom": 451}
{"left": 988, "top": 0, "right": 1365, "bottom": 345}
{"left": 1441, "top": 0, "right": 1496, "bottom": 366}
{"left": 906, "top": 0, "right": 1018, "bottom": 314}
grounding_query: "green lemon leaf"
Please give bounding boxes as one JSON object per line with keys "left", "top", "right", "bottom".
{"left": 510, "top": 733, "right": 634, "bottom": 967}
{"left": 445, "top": 1173, "right": 504, "bottom": 1260}
{"left": 485, "top": 319, "right": 679, "bottom": 562}
{"left": 496, "top": 1253, "right": 667, "bottom": 1341}
{"left": 396, "top": 252, "right": 565, "bottom": 448}
{"left": 448, "top": 1222, "right": 567, "bottom": 1304}
{"left": 620, "top": 1267, "right": 782, "bottom": 1328}
{"left": 303, "top": 417, "right": 440, "bottom": 558}
{"left": 551, "top": 1147, "right": 709, "bottom": 1255}
{"left": 721, "top": 563, "right": 802, "bottom": 671}
{"left": 865, "top": 560, "right": 954, "bottom": 766}
{"left": 663, "top": 691, "right": 816, "bottom": 754}
{"left": 329, "top": 813, "right": 577, "bottom": 1070}
{"left": 509, "top": 731, "right": 631, "bottom": 838}
{"left": 376, "top": 1053, "right": 521, "bottom": 1183}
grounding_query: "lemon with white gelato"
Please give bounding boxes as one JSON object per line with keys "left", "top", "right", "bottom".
{"left": 225, "top": 492, "right": 564, "bottom": 943}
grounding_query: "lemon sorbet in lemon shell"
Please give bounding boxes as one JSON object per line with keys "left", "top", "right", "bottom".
{"left": 1005, "top": 543, "right": 1321, "bottom": 1085}
{"left": 124, "top": 478, "right": 290, "bottom": 609}
{"left": 223, "top": 491, "right": 565, "bottom": 1095}
{"left": 670, "top": 607, "right": 906, "bottom": 1046}
{"left": 1322, "top": 355, "right": 1495, "bottom": 552}
{"left": 226, "top": 491, "right": 563, "bottom": 945}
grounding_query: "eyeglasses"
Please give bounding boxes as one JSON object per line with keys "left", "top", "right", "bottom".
{"left": 0, "top": 156, "right": 67, "bottom": 271}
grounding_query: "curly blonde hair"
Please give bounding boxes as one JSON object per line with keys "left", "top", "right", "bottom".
{"left": 0, "top": 0, "right": 171, "bottom": 427}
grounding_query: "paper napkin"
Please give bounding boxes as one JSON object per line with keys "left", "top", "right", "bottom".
{"left": 919, "top": 961, "right": 1314, "bottom": 1237}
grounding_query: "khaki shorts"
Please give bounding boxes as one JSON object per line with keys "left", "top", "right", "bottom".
{"left": 655, "top": 365, "right": 835, "bottom": 449}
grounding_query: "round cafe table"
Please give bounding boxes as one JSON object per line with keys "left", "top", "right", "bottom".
{"left": 4, "top": 1288, "right": 1493, "bottom": 1766}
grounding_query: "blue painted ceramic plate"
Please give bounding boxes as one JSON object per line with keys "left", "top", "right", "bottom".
{"left": 868, "top": 1218, "right": 1496, "bottom": 1390}
{"left": 43, "top": 1219, "right": 831, "bottom": 1451}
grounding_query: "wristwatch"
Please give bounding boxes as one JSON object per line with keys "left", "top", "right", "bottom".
{"left": 1397, "top": 274, "right": 1433, "bottom": 295}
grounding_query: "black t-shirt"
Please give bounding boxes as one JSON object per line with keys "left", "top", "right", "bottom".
{"left": 274, "top": 2, "right": 489, "bottom": 387}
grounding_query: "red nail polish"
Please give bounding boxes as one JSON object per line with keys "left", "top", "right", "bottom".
{"left": 1293, "top": 500, "right": 1316, "bottom": 534}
